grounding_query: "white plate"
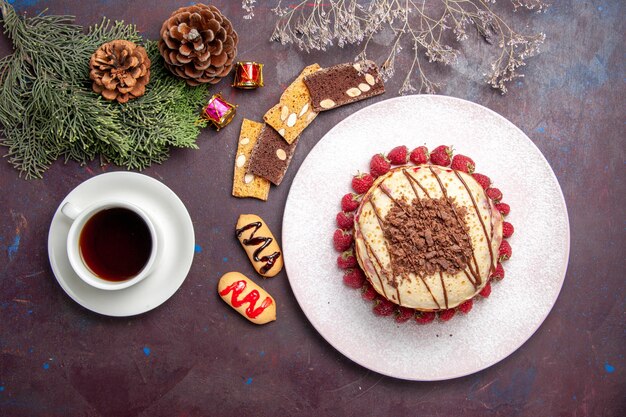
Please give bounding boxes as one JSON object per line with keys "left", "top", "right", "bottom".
{"left": 48, "top": 172, "right": 195, "bottom": 317}
{"left": 282, "top": 95, "right": 570, "bottom": 381}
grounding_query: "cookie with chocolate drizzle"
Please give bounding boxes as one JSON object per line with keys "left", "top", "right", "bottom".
{"left": 236, "top": 214, "right": 283, "bottom": 277}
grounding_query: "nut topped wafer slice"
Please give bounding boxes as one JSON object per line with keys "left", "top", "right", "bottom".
{"left": 232, "top": 119, "right": 271, "bottom": 201}
{"left": 303, "top": 60, "right": 385, "bottom": 112}
{"left": 264, "top": 64, "right": 321, "bottom": 144}
{"left": 247, "top": 124, "right": 299, "bottom": 186}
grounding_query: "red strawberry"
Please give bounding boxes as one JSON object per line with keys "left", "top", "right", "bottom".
{"left": 502, "top": 222, "right": 514, "bottom": 238}
{"left": 333, "top": 229, "right": 353, "bottom": 252}
{"left": 495, "top": 202, "right": 510, "bottom": 216}
{"left": 479, "top": 281, "right": 492, "bottom": 297}
{"left": 370, "top": 154, "right": 391, "bottom": 177}
{"left": 472, "top": 173, "right": 491, "bottom": 189}
{"left": 373, "top": 297, "right": 395, "bottom": 316}
{"left": 337, "top": 250, "right": 357, "bottom": 269}
{"left": 409, "top": 146, "right": 429, "bottom": 165}
{"left": 486, "top": 187, "right": 503, "bottom": 203}
{"left": 485, "top": 187, "right": 502, "bottom": 203}
{"left": 498, "top": 240, "right": 512, "bottom": 261}
{"left": 438, "top": 308, "right": 456, "bottom": 321}
{"left": 341, "top": 193, "right": 360, "bottom": 212}
{"left": 490, "top": 263, "right": 505, "bottom": 280}
{"left": 415, "top": 311, "right": 436, "bottom": 324}
{"left": 336, "top": 211, "right": 354, "bottom": 230}
{"left": 458, "top": 299, "right": 473, "bottom": 314}
{"left": 352, "top": 172, "right": 374, "bottom": 194}
{"left": 343, "top": 268, "right": 365, "bottom": 289}
{"left": 361, "top": 283, "right": 377, "bottom": 301}
{"left": 387, "top": 146, "right": 409, "bottom": 165}
{"left": 430, "top": 145, "right": 453, "bottom": 166}
{"left": 451, "top": 154, "right": 475, "bottom": 174}
{"left": 394, "top": 306, "right": 415, "bottom": 323}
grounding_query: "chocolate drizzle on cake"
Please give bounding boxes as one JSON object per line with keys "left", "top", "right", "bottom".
{"left": 452, "top": 170, "right": 496, "bottom": 275}
{"left": 427, "top": 166, "right": 483, "bottom": 286}
{"left": 374, "top": 175, "right": 452, "bottom": 309}
{"left": 369, "top": 198, "right": 402, "bottom": 304}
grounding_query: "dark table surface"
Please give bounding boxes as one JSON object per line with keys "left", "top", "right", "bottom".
{"left": 1, "top": 1, "right": 624, "bottom": 416}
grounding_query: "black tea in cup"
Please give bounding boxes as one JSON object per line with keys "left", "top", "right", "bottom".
{"left": 79, "top": 207, "right": 152, "bottom": 281}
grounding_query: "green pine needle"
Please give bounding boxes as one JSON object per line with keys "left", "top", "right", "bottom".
{"left": 0, "top": 1, "right": 209, "bottom": 179}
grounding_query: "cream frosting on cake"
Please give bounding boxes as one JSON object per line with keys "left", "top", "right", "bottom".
{"left": 354, "top": 165, "right": 503, "bottom": 311}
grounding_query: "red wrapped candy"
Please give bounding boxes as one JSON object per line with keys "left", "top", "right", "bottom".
{"left": 232, "top": 61, "right": 264, "bottom": 89}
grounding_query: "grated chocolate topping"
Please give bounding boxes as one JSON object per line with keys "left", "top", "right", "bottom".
{"left": 382, "top": 197, "right": 473, "bottom": 278}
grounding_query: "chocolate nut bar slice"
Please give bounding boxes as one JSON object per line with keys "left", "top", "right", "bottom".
{"left": 232, "top": 119, "right": 271, "bottom": 201}
{"left": 303, "top": 60, "right": 385, "bottom": 112}
{"left": 247, "top": 124, "right": 299, "bottom": 186}
{"left": 263, "top": 64, "right": 321, "bottom": 144}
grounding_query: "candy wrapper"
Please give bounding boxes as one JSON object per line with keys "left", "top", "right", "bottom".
{"left": 232, "top": 61, "right": 264, "bottom": 89}
{"left": 202, "top": 94, "right": 237, "bottom": 130}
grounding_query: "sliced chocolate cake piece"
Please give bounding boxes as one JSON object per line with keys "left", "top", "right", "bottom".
{"left": 303, "top": 60, "right": 385, "bottom": 112}
{"left": 247, "top": 124, "right": 299, "bottom": 186}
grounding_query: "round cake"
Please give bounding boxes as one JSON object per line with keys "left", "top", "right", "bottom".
{"left": 354, "top": 165, "right": 503, "bottom": 311}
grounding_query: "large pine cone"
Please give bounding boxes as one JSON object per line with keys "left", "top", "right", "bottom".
{"left": 89, "top": 40, "right": 151, "bottom": 104}
{"left": 158, "top": 3, "right": 238, "bottom": 86}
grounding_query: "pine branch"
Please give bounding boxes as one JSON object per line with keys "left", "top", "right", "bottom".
{"left": 0, "top": 1, "right": 208, "bottom": 179}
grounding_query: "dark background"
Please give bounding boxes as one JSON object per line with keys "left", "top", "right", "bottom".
{"left": 1, "top": 1, "right": 624, "bottom": 416}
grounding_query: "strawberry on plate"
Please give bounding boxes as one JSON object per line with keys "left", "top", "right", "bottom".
{"left": 373, "top": 297, "right": 395, "bottom": 316}
{"left": 430, "top": 145, "right": 453, "bottom": 166}
{"left": 394, "top": 306, "right": 415, "bottom": 323}
{"left": 387, "top": 146, "right": 409, "bottom": 165}
{"left": 337, "top": 249, "right": 357, "bottom": 269}
{"left": 415, "top": 311, "right": 436, "bottom": 324}
{"left": 495, "top": 202, "right": 510, "bottom": 216}
{"left": 361, "top": 283, "right": 378, "bottom": 300}
{"left": 472, "top": 173, "right": 491, "bottom": 190}
{"left": 502, "top": 222, "right": 514, "bottom": 238}
{"left": 333, "top": 229, "right": 353, "bottom": 252}
{"left": 343, "top": 268, "right": 365, "bottom": 289}
{"left": 451, "top": 154, "right": 475, "bottom": 173}
{"left": 341, "top": 193, "right": 360, "bottom": 212}
{"left": 498, "top": 240, "right": 512, "bottom": 261}
{"left": 370, "top": 154, "right": 391, "bottom": 177}
{"left": 458, "top": 299, "right": 473, "bottom": 314}
{"left": 490, "top": 263, "right": 505, "bottom": 280}
{"left": 486, "top": 187, "right": 503, "bottom": 203}
{"left": 352, "top": 172, "right": 374, "bottom": 194}
{"left": 438, "top": 308, "right": 456, "bottom": 321}
{"left": 409, "top": 146, "right": 429, "bottom": 165}
{"left": 479, "top": 281, "right": 492, "bottom": 298}
{"left": 336, "top": 211, "right": 355, "bottom": 230}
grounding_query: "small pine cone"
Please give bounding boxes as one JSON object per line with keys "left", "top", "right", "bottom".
{"left": 89, "top": 40, "right": 150, "bottom": 104}
{"left": 158, "top": 3, "right": 238, "bottom": 85}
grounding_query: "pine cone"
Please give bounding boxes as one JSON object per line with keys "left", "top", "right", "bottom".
{"left": 89, "top": 40, "right": 151, "bottom": 104}
{"left": 158, "top": 3, "right": 238, "bottom": 86}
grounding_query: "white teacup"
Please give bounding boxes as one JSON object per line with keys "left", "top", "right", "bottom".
{"left": 62, "top": 200, "right": 159, "bottom": 290}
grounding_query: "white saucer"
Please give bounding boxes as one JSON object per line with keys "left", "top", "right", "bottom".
{"left": 48, "top": 172, "right": 195, "bottom": 317}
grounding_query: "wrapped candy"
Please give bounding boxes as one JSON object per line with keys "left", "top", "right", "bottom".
{"left": 232, "top": 61, "right": 264, "bottom": 89}
{"left": 202, "top": 94, "right": 237, "bottom": 130}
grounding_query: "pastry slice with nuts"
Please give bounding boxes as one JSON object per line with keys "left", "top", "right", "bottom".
{"left": 247, "top": 124, "right": 299, "bottom": 186}
{"left": 232, "top": 119, "right": 271, "bottom": 201}
{"left": 263, "top": 63, "right": 320, "bottom": 144}
{"left": 303, "top": 60, "right": 385, "bottom": 112}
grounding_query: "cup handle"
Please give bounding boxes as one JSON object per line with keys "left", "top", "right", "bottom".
{"left": 61, "top": 202, "right": 81, "bottom": 220}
